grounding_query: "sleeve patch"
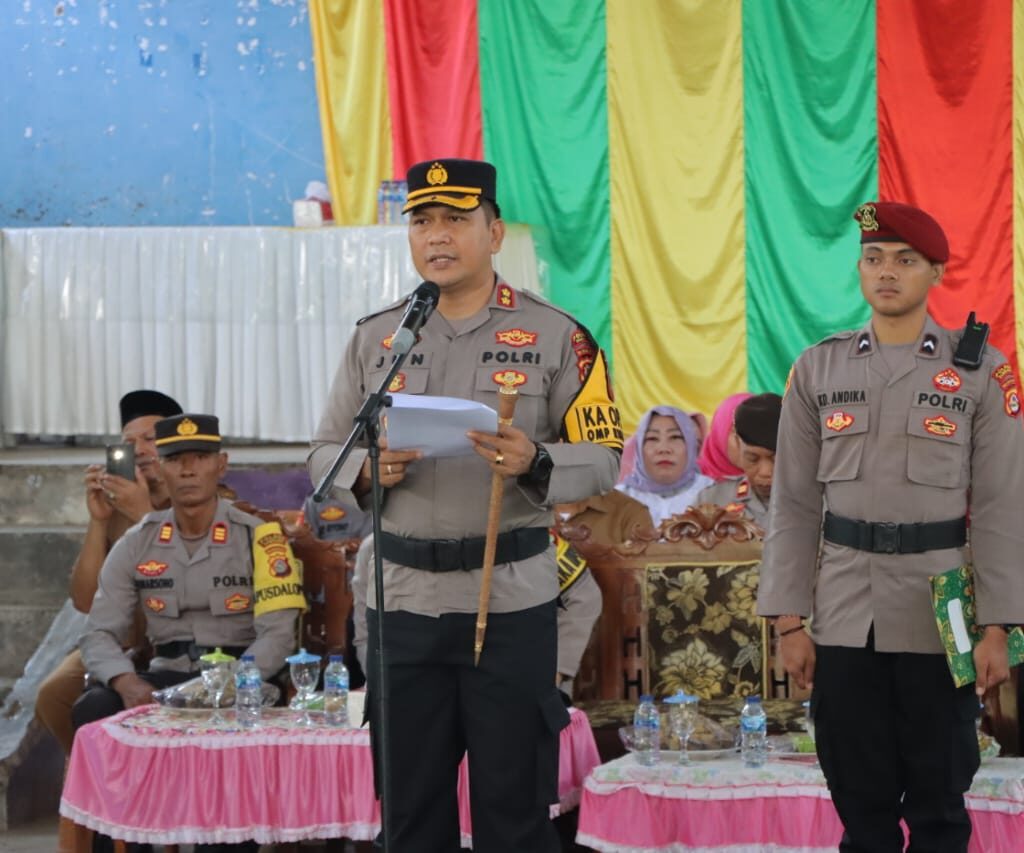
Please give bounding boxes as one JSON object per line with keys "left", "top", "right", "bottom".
{"left": 252, "top": 521, "right": 308, "bottom": 616}
{"left": 562, "top": 349, "right": 624, "bottom": 450}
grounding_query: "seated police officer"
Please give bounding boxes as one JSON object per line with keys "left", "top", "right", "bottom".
{"left": 74, "top": 414, "right": 302, "bottom": 723}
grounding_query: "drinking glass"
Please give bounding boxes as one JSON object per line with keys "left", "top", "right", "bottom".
{"left": 286, "top": 648, "right": 321, "bottom": 726}
{"left": 198, "top": 648, "right": 235, "bottom": 724}
{"left": 666, "top": 691, "right": 699, "bottom": 765}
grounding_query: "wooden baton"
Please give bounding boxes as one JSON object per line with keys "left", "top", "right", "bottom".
{"left": 474, "top": 381, "right": 520, "bottom": 665}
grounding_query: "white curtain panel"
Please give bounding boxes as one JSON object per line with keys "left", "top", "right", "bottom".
{"left": 0, "top": 225, "right": 540, "bottom": 441}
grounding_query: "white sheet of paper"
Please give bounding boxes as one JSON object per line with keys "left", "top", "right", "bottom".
{"left": 385, "top": 393, "right": 498, "bottom": 458}
{"left": 947, "top": 599, "right": 973, "bottom": 654}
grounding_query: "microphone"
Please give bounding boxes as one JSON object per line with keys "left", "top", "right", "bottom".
{"left": 390, "top": 281, "right": 440, "bottom": 355}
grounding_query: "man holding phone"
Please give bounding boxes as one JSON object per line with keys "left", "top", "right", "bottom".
{"left": 34, "top": 389, "right": 182, "bottom": 755}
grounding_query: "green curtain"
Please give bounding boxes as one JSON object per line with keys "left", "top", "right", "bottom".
{"left": 477, "top": 0, "right": 612, "bottom": 353}
{"left": 742, "top": 0, "right": 877, "bottom": 391}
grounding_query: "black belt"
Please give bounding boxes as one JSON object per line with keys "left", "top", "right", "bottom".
{"left": 823, "top": 511, "right": 967, "bottom": 555}
{"left": 380, "top": 528, "right": 550, "bottom": 572}
{"left": 154, "top": 641, "right": 249, "bottom": 661}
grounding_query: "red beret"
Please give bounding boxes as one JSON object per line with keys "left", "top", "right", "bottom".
{"left": 853, "top": 201, "right": 949, "bottom": 263}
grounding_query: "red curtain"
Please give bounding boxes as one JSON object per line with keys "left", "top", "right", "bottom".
{"left": 877, "top": 0, "right": 1016, "bottom": 375}
{"left": 382, "top": 0, "right": 484, "bottom": 178}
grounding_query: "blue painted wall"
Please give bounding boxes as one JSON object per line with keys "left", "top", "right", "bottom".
{"left": 0, "top": 0, "right": 324, "bottom": 226}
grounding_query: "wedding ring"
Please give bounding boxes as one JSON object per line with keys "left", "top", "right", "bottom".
{"left": 495, "top": 452, "right": 504, "bottom": 466}
{"left": 386, "top": 464, "right": 393, "bottom": 475}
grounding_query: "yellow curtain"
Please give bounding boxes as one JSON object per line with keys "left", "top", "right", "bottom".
{"left": 309, "top": 0, "right": 391, "bottom": 225}
{"left": 1015, "top": 0, "right": 1024, "bottom": 370}
{"left": 607, "top": 0, "right": 746, "bottom": 431}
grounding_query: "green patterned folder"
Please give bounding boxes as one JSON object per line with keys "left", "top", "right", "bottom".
{"left": 930, "top": 565, "right": 1024, "bottom": 687}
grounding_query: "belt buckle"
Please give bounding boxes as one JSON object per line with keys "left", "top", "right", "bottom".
{"left": 432, "top": 539, "right": 463, "bottom": 571}
{"left": 873, "top": 523, "right": 900, "bottom": 554}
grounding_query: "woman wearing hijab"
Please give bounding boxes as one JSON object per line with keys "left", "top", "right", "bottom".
{"left": 615, "top": 406, "right": 713, "bottom": 526}
{"left": 697, "top": 392, "right": 752, "bottom": 482}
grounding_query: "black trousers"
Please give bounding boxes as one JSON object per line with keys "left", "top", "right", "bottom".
{"left": 366, "top": 600, "right": 567, "bottom": 853}
{"left": 72, "top": 670, "right": 259, "bottom": 853}
{"left": 813, "top": 637, "right": 980, "bottom": 853}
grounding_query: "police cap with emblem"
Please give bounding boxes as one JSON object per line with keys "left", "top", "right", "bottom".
{"left": 119, "top": 390, "right": 182, "bottom": 428}
{"left": 854, "top": 201, "right": 949, "bottom": 263}
{"left": 734, "top": 393, "right": 783, "bottom": 452}
{"left": 154, "top": 413, "right": 222, "bottom": 457}
{"left": 403, "top": 158, "right": 500, "bottom": 217}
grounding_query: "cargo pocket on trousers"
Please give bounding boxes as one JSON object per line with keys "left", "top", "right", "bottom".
{"left": 535, "top": 688, "right": 570, "bottom": 807}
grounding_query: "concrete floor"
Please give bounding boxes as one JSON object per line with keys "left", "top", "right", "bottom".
{"left": 0, "top": 813, "right": 58, "bottom": 852}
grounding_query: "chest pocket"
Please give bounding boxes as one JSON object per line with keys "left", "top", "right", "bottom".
{"left": 906, "top": 403, "right": 969, "bottom": 489}
{"left": 209, "top": 590, "right": 254, "bottom": 616}
{"left": 474, "top": 366, "right": 546, "bottom": 434}
{"left": 367, "top": 366, "right": 430, "bottom": 396}
{"left": 816, "top": 405, "right": 869, "bottom": 483}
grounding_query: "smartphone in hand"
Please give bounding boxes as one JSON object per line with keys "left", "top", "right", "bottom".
{"left": 105, "top": 443, "right": 136, "bottom": 480}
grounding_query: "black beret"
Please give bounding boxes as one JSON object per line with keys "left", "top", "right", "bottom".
{"left": 734, "top": 393, "right": 783, "bottom": 452}
{"left": 119, "top": 390, "right": 182, "bottom": 428}
{"left": 154, "top": 413, "right": 221, "bottom": 457}
{"left": 403, "top": 158, "right": 499, "bottom": 216}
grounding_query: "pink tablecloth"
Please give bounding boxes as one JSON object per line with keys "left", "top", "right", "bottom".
{"left": 576, "top": 754, "right": 1024, "bottom": 852}
{"left": 60, "top": 704, "right": 599, "bottom": 846}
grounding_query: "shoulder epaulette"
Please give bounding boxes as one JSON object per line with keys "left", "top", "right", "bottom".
{"left": 811, "top": 329, "right": 857, "bottom": 348}
{"left": 355, "top": 294, "right": 411, "bottom": 326}
{"left": 225, "top": 502, "right": 263, "bottom": 528}
{"left": 518, "top": 289, "right": 594, "bottom": 335}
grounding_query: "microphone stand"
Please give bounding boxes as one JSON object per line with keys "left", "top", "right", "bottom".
{"left": 312, "top": 345, "right": 415, "bottom": 853}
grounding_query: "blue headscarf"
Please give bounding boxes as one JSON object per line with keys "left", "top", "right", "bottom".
{"left": 621, "top": 406, "right": 702, "bottom": 496}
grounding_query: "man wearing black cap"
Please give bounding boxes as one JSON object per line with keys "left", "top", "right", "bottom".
{"left": 697, "top": 392, "right": 782, "bottom": 529}
{"left": 35, "top": 389, "right": 182, "bottom": 756}
{"left": 76, "top": 414, "right": 302, "bottom": 722}
{"left": 310, "top": 158, "right": 621, "bottom": 852}
{"left": 758, "top": 202, "right": 1024, "bottom": 851}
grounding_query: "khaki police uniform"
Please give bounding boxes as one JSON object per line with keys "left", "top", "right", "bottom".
{"left": 309, "top": 277, "right": 620, "bottom": 853}
{"left": 80, "top": 498, "right": 300, "bottom": 686}
{"left": 697, "top": 476, "right": 769, "bottom": 530}
{"left": 758, "top": 315, "right": 1024, "bottom": 852}
{"left": 554, "top": 535, "right": 602, "bottom": 697}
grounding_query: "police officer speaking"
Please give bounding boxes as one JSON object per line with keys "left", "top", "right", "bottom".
{"left": 308, "top": 158, "right": 621, "bottom": 853}
{"left": 758, "top": 201, "right": 1024, "bottom": 852}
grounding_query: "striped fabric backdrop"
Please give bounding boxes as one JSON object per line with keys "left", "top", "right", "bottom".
{"left": 310, "top": 0, "right": 1023, "bottom": 432}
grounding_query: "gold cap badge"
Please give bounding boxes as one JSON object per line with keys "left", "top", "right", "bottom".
{"left": 426, "top": 162, "right": 449, "bottom": 186}
{"left": 176, "top": 417, "right": 199, "bottom": 437}
{"left": 855, "top": 203, "right": 879, "bottom": 232}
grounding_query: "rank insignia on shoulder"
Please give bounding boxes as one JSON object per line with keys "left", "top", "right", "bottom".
{"left": 924, "top": 415, "right": 958, "bottom": 437}
{"left": 224, "top": 593, "right": 251, "bottom": 612}
{"left": 857, "top": 333, "right": 872, "bottom": 353}
{"left": 736, "top": 479, "right": 750, "bottom": 497}
{"left": 492, "top": 369, "right": 527, "bottom": 388}
{"left": 495, "top": 328, "right": 537, "bottom": 347}
{"left": 145, "top": 597, "right": 166, "bottom": 613}
{"left": 211, "top": 522, "right": 228, "bottom": 544}
{"left": 933, "top": 368, "right": 962, "bottom": 393}
{"left": 497, "top": 283, "right": 516, "bottom": 308}
{"left": 825, "top": 411, "right": 855, "bottom": 432}
{"left": 136, "top": 560, "right": 169, "bottom": 577}
{"left": 389, "top": 372, "right": 406, "bottom": 392}
{"left": 920, "top": 334, "right": 938, "bottom": 355}
{"left": 158, "top": 523, "right": 173, "bottom": 543}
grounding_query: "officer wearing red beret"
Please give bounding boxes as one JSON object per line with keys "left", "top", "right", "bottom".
{"left": 758, "top": 201, "right": 1024, "bottom": 851}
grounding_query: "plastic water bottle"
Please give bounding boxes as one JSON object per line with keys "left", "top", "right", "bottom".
{"left": 235, "top": 654, "right": 262, "bottom": 729}
{"left": 633, "top": 694, "right": 661, "bottom": 766}
{"left": 323, "top": 654, "right": 349, "bottom": 727}
{"left": 740, "top": 695, "right": 768, "bottom": 767}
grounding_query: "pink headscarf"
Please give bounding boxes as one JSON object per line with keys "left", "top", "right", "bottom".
{"left": 697, "top": 392, "right": 752, "bottom": 482}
